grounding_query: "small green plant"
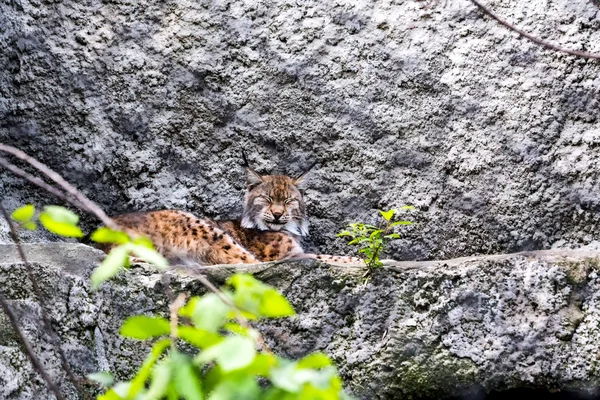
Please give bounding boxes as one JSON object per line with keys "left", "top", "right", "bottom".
{"left": 11, "top": 204, "right": 352, "bottom": 400}
{"left": 337, "top": 207, "right": 413, "bottom": 270}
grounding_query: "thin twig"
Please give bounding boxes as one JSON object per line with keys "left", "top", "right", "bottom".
{"left": 169, "top": 293, "right": 187, "bottom": 352}
{"left": 0, "top": 291, "right": 66, "bottom": 400}
{"left": 0, "top": 213, "right": 67, "bottom": 400}
{"left": 0, "top": 157, "right": 88, "bottom": 211}
{"left": 0, "top": 144, "right": 118, "bottom": 229}
{"left": 161, "top": 274, "right": 176, "bottom": 304}
{"left": 469, "top": 0, "right": 600, "bottom": 60}
{"left": 0, "top": 205, "right": 90, "bottom": 400}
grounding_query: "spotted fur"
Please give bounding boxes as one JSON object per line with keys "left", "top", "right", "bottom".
{"left": 100, "top": 169, "right": 363, "bottom": 266}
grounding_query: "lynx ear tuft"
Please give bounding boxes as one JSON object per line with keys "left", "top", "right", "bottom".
{"left": 241, "top": 150, "right": 264, "bottom": 188}
{"left": 293, "top": 161, "right": 317, "bottom": 187}
{"left": 246, "top": 168, "right": 264, "bottom": 188}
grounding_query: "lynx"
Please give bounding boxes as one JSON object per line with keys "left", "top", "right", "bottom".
{"left": 103, "top": 161, "right": 363, "bottom": 266}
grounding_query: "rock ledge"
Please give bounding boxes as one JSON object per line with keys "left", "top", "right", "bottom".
{"left": 1, "top": 244, "right": 600, "bottom": 399}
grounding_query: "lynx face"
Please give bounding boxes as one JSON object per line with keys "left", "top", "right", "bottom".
{"left": 241, "top": 170, "right": 309, "bottom": 236}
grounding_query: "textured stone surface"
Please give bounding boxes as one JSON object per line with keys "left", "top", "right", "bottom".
{"left": 3, "top": 244, "right": 600, "bottom": 399}
{"left": 2, "top": 0, "right": 600, "bottom": 260}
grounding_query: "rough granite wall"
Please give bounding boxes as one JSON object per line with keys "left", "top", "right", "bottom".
{"left": 4, "top": 244, "right": 600, "bottom": 399}
{"left": 2, "top": 0, "right": 600, "bottom": 260}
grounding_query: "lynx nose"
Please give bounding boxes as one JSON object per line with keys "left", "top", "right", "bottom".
{"left": 272, "top": 211, "right": 283, "bottom": 221}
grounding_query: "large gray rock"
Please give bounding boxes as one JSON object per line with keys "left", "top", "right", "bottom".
{"left": 2, "top": 243, "right": 600, "bottom": 399}
{"left": 2, "top": 0, "right": 600, "bottom": 260}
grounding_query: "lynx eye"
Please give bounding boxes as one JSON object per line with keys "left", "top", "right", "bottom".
{"left": 284, "top": 198, "right": 296, "bottom": 204}
{"left": 260, "top": 195, "right": 273, "bottom": 203}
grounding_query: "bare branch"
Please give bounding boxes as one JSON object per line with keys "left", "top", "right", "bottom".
{"left": 0, "top": 144, "right": 119, "bottom": 230}
{"left": 0, "top": 157, "right": 88, "bottom": 211}
{"left": 169, "top": 293, "right": 187, "bottom": 352}
{"left": 0, "top": 205, "right": 91, "bottom": 399}
{"left": 0, "top": 206, "right": 67, "bottom": 400}
{"left": 469, "top": 0, "right": 600, "bottom": 60}
{"left": 0, "top": 291, "right": 67, "bottom": 400}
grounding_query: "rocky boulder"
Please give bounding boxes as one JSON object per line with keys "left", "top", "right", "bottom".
{"left": 2, "top": 0, "right": 600, "bottom": 260}
{"left": 2, "top": 243, "right": 600, "bottom": 399}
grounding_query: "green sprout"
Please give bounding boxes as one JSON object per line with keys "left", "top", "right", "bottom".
{"left": 337, "top": 206, "right": 414, "bottom": 271}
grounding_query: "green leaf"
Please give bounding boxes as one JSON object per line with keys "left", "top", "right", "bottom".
{"left": 359, "top": 248, "right": 373, "bottom": 258}
{"left": 128, "top": 339, "right": 171, "bottom": 398}
{"left": 223, "top": 322, "right": 249, "bottom": 336}
{"left": 120, "top": 316, "right": 170, "bottom": 339}
{"left": 43, "top": 206, "right": 79, "bottom": 225}
{"left": 23, "top": 221, "right": 37, "bottom": 231}
{"left": 145, "top": 360, "right": 171, "bottom": 400}
{"left": 181, "top": 294, "right": 231, "bottom": 332}
{"left": 208, "top": 376, "right": 260, "bottom": 400}
{"left": 336, "top": 231, "right": 353, "bottom": 237}
{"left": 262, "top": 388, "right": 288, "bottom": 400}
{"left": 228, "top": 274, "right": 267, "bottom": 317}
{"left": 259, "top": 289, "right": 295, "bottom": 318}
{"left": 297, "top": 353, "right": 333, "bottom": 369}
{"left": 129, "top": 243, "right": 168, "bottom": 269}
{"left": 384, "top": 233, "right": 401, "bottom": 239}
{"left": 91, "top": 244, "right": 130, "bottom": 289}
{"left": 203, "top": 353, "right": 275, "bottom": 395}
{"left": 271, "top": 363, "right": 340, "bottom": 395}
{"left": 227, "top": 274, "right": 263, "bottom": 292}
{"left": 172, "top": 352, "right": 204, "bottom": 400}
{"left": 243, "top": 353, "right": 277, "bottom": 377}
{"left": 398, "top": 205, "right": 415, "bottom": 211}
{"left": 11, "top": 204, "right": 35, "bottom": 223}
{"left": 379, "top": 209, "right": 395, "bottom": 222}
{"left": 369, "top": 230, "right": 382, "bottom": 240}
{"left": 196, "top": 336, "right": 256, "bottom": 372}
{"left": 226, "top": 273, "right": 295, "bottom": 319}
{"left": 178, "top": 326, "right": 222, "bottom": 349}
{"left": 134, "top": 236, "right": 156, "bottom": 249}
{"left": 39, "top": 206, "right": 84, "bottom": 238}
{"left": 39, "top": 213, "right": 84, "bottom": 238}
{"left": 363, "top": 224, "right": 380, "bottom": 230}
{"left": 270, "top": 362, "right": 305, "bottom": 392}
{"left": 167, "top": 383, "right": 179, "bottom": 400}
{"left": 299, "top": 371, "right": 343, "bottom": 400}
{"left": 87, "top": 371, "right": 114, "bottom": 387}
{"left": 390, "top": 221, "right": 412, "bottom": 227}
{"left": 91, "top": 227, "right": 130, "bottom": 244}
{"left": 99, "top": 382, "right": 132, "bottom": 400}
